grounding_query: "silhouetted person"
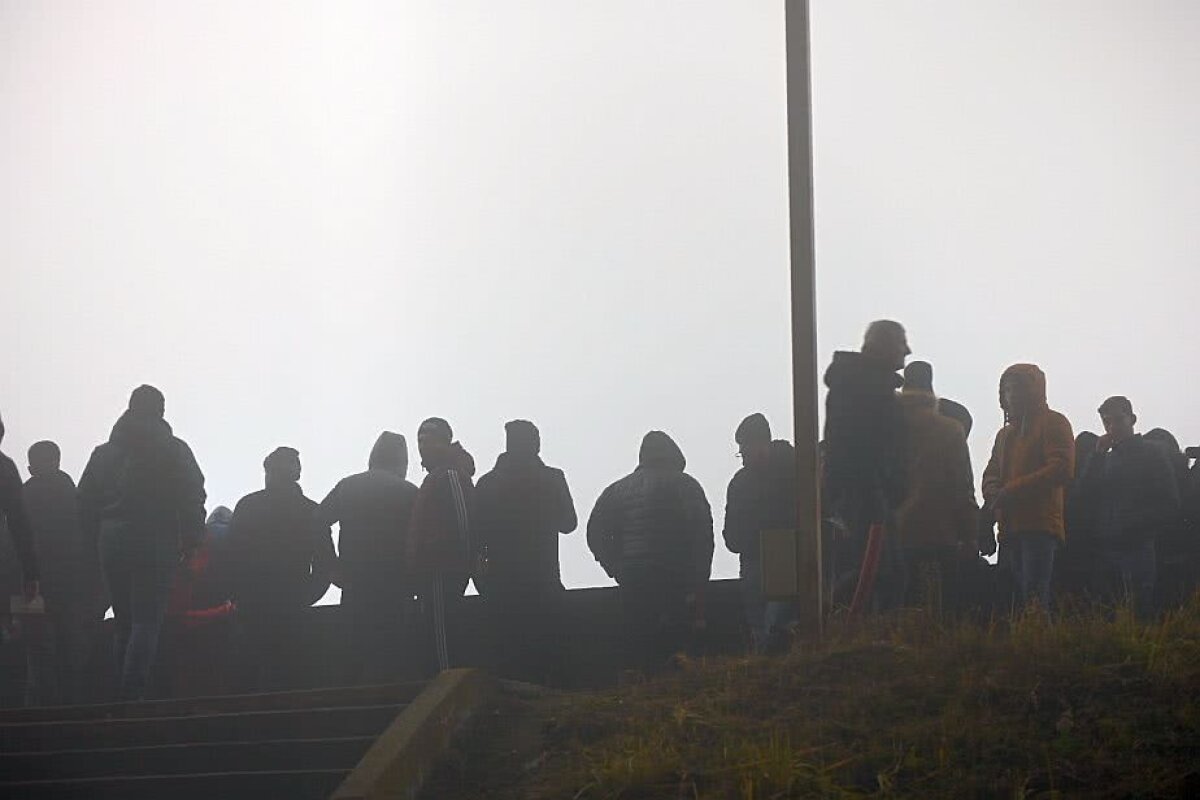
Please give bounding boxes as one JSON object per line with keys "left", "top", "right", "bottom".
{"left": 0, "top": 414, "right": 39, "bottom": 603}
{"left": 1141, "top": 429, "right": 1194, "bottom": 607}
{"left": 473, "top": 420, "right": 577, "bottom": 682}
{"left": 1076, "top": 398, "right": 1179, "bottom": 618}
{"left": 823, "top": 320, "right": 910, "bottom": 608}
{"left": 1058, "top": 431, "right": 1101, "bottom": 597}
{"left": 408, "top": 418, "right": 476, "bottom": 674}
{"left": 588, "top": 431, "right": 713, "bottom": 675}
{"left": 320, "top": 432, "right": 419, "bottom": 684}
{"left": 227, "top": 447, "right": 334, "bottom": 691}
{"left": 903, "top": 361, "right": 974, "bottom": 438}
{"left": 723, "top": 414, "right": 798, "bottom": 653}
{"left": 893, "top": 386, "right": 978, "bottom": 614}
{"left": 78, "top": 386, "right": 206, "bottom": 701}
{"left": 23, "top": 442, "right": 104, "bottom": 705}
{"left": 981, "top": 365, "right": 1074, "bottom": 611}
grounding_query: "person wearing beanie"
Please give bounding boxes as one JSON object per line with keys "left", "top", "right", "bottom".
{"left": 77, "top": 386, "right": 206, "bottom": 701}
{"left": 408, "top": 418, "right": 477, "bottom": 674}
{"left": 226, "top": 447, "right": 334, "bottom": 691}
{"left": 473, "top": 420, "right": 577, "bottom": 681}
{"left": 980, "top": 365, "right": 1074, "bottom": 611}
{"left": 0, "top": 414, "right": 39, "bottom": 602}
{"left": 903, "top": 361, "right": 974, "bottom": 438}
{"left": 724, "top": 413, "right": 799, "bottom": 653}
{"left": 320, "top": 431, "right": 420, "bottom": 683}
{"left": 587, "top": 431, "right": 713, "bottom": 675}
{"left": 1075, "top": 397, "right": 1180, "bottom": 618}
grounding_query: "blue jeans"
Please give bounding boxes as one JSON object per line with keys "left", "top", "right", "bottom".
{"left": 1002, "top": 531, "right": 1058, "bottom": 611}
{"left": 739, "top": 554, "right": 797, "bottom": 654}
{"left": 100, "top": 530, "right": 177, "bottom": 700}
{"left": 1091, "top": 540, "right": 1156, "bottom": 620}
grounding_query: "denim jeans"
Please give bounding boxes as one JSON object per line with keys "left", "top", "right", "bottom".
{"left": 1091, "top": 539, "right": 1157, "bottom": 620}
{"left": 739, "top": 554, "right": 797, "bottom": 654}
{"left": 1002, "top": 531, "right": 1059, "bottom": 611}
{"left": 100, "top": 530, "right": 177, "bottom": 700}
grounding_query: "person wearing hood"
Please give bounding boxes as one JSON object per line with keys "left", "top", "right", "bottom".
{"left": 980, "top": 365, "right": 1074, "bottom": 610}
{"left": 473, "top": 420, "right": 577, "bottom": 681}
{"left": 227, "top": 447, "right": 334, "bottom": 691}
{"left": 893, "top": 386, "right": 979, "bottom": 614}
{"left": 1076, "top": 398, "right": 1179, "bottom": 618}
{"left": 588, "top": 431, "right": 713, "bottom": 674}
{"left": 23, "top": 441, "right": 105, "bottom": 705}
{"left": 902, "top": 361, "right": 974, "bottom": 438}
{"left": 77, "top": 385, "right": 206, "bottom": 701}
{"left": 0, "top": 414, "right": 39, "bottom": 603}
{"left": 408, "top": 418, "right": 476, "bottom": 674}
{"left": 320, "top": 432, "right": 419, "bottom": 683}
{"left": 723, "top": 414, "right": 799, "bottom": 653}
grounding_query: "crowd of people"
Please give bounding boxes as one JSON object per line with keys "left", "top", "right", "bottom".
{"left": 1, "top": 320, "right": 1198, "bottom": 704}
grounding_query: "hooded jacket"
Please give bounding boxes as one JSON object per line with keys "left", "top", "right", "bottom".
{"left": 24, "top": 469, "right": 103, "bottom": 609}
{"left": 0, "top": 450, "right": 38, "bottom": 582}
{"left": 893, "top": 390, "right": 978, "bottom": 550}
{"left": 587, "top": 432, "right": 714, "bottom": 588}
{"left": 822, "top": 351, "right": 907, "bottom": 520}
{"left": 981, "top": 364, "right": 1075, "bottom": 541}
{"left": 321, "top": 433, "right": 419, "bottom": 598}
{"left": 473, "top": 451, "right": 577, "bottom": 590}
{"left": 77, "top": 410, "right": 207, "bottom": 549}
{"left": 723, "top": 440, "right": 797, "bottom": 559}
{"left": 408, "top": 442, "right": 476, "bottom": 575}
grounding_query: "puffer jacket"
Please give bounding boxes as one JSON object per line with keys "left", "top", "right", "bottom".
{"left": 587, "top": 432, "right": 714, "bottom": 588}
{"left": 893, "top": 390, "right": 978, "bottom": 550}
{"left": 981, "top": 364, "right": 1075, "bottom": 541}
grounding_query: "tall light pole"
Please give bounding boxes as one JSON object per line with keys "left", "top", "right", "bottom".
{"left": 785, "top": 0, "right": 822, "bottom": 634}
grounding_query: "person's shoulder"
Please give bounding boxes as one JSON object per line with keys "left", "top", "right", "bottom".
{"left": 1044, "top": 408, "right": 1073, "bottom": 430}
{"left": 234, "top": 489, "right": 268, "bottom": 510}
{"left": 727, "top": 466, "right": 751, "bottom": 490}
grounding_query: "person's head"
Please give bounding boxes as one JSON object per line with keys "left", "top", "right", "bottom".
{"left": 999, "top": 364, "right": 1046, "bottom": 422}
{"left": 128, "top": 384, "right": 166, "bottom": 419}
{"left": 263, "top": 446, "right": 301, "bottom": 488}
{"left": 638, "top": 430, "right": 686, "bottom": 471}
{"left": 862, "top": 320, "right": 910, "bottom": 371}
{"left": 418, "top": 417, "right": 454, "bottom": 468}
{"left": 27, "top": 441, "right": 61, "bottom": 477}
{"left": 368, "top": 431, "right": 409, "bottom": 477}
{"left": 505, "top": 420, "right": 541, "bottom": 457}
{"left": 1144, "top": 427, "right": 1181, "bottom": 455}
{"left": 1098, "top": 396, "right": 1137, "bottom": 443}
{"left": 0, "top": 413, "right": 6, "bottom": 446}
{"left": 902, "top": 361, "right": 934, "bottom": 393}
{"left": 735, "top": 413, "right": 772, "bottom": 469}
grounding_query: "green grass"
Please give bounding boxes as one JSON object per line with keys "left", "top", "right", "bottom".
{"left": 502, "top": 600, "right": 1200, "bottom": 799}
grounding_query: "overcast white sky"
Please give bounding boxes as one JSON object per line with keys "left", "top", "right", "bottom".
{"left": 3, "top": 2, "right": 1197, "bottom": 594}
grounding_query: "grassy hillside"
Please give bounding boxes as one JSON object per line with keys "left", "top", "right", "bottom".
{"left": 426, "top": 601, "right": 1200, "bottom": 799}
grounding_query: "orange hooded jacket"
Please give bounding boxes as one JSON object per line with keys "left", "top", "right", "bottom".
{"left": 981, "top": 364, "right": 1075, "bottom": 541}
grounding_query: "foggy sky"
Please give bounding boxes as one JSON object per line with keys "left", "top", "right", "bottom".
{"left": 3, "top": 1, "right": 1197, "bottom": 596}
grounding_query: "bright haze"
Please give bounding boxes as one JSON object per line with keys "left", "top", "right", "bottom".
{"left": 3, "top": 2, "right": 1197, "bottom": 595}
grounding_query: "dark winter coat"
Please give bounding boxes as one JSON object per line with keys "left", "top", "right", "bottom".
{"left": 77, "top": 411, "right": 207, "bottom": 550}
{"left": 822, "top": 351, "right": 906, "bottom": 521}
{"left": 587, "top": 432, "right": 714, "bottom": 589}
{"left": 321, "top": 469, "right": 419, "bottom": 598}
{"left": 0, "top": 450, "right": 38, "bottom": 581}
{"left": 226, "top": 483, "right": 335, "bottom": 614}
{"left": 408, "top": 443, "right": 476, "bottom": 575}
{"left": 473, "top": 452, "right": 577, "bottom": 590}
{"left": 723, "top": 440, "right": 797, "bottom": 560}
{"left": 1078, "top": 434, "right": 1181, "bottom": 545}
{"left": 24, "top": 470, "right": 103, "bottom": 610}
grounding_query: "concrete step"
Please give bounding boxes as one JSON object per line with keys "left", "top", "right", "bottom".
{"left": 0, "top": 735, "right": 375, "bottom": 781}
{"left": 0, "top": 703, "right": 404, "bottom": 753}
{"left": 0, "top": 768, "right": 348, "bottom": 800}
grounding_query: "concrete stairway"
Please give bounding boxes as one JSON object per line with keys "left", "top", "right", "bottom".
{"left": 0, "top": 683, "right": 423, "bottom": 800}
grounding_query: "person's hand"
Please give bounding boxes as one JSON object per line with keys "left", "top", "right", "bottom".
{"left": 1096, "top": 434, "right": 1114, "bottom": 454}
{"left": 23, "top": 580, "right": 39, "bottom": 601}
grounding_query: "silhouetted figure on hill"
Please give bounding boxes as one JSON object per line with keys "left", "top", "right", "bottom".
{"left": 321, "top": 432, "right": 419, "bottom": 683}
{"left": 1058, "top": 431, "right": 1101, "bottom": 597}
{"left": 0, "top": 415, "right": 39, "bottom": 603}
{"left": 1141, "top": 429, "right": 1195, "bottom": 607}
{"left": 903, "top": 360, "right": 974, "bottom": 438}
{"left": 78, "top": 386, "right": 206, "bottom": 701}
{"left": 23, "top": 442, "right": 105, "bottom": 705}
{"left": 473, "top": 420, "right": 577, "bottom": 682}
{"left": 823, "top": 320, "right": 909, "bottom": 609}
{"left": 588, "top": 431, "right": 713, "bottom": 675}
{"left": 723, "top": 414, "right": 798, "bottom": 653}
{"left": 227, "top": 447, "right": 334, "bottom": 691}
{"left": 893, "top": 386, "right": 978, "bottom": 615}
{"left": 1076, "top": 398, "right": 1179, "bottom": 618}
{"left": 408, "top": 418, "right": 476, "bottom": 674}
{"left": 981, "top": 365, "right": 1074, "bottom": 611}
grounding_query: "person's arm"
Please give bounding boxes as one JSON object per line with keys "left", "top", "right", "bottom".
{"left": 980, "top": 430, "right": 1007, "bottom": 508}
{"left": 586, "top": 486, "right": 616, "bottom": 577}
{"left": 308, "top": 513, "right": 336, "bottom": 606}
{"left": 318, "top": 482, "right": 342, "bottom": 527}
{"left": 0, "top": 459, "right": 39, "bottom": 591}
{"left": 721, "top": 473, "right": 749, "bottom": 555}
{"left": 1004, "top": 415, "right": 1075, "bottom": 498}
{"left": 948, "top": 431, "right": 980, "bottom": 553}
{"left": 553, "top": 470, "right": 578, "bottom": 535}
{"left": 689, "top": 478, "right": 715, "bottom": 589}
{"left": 175, "top": 441, "right": 208, "bottom": 554}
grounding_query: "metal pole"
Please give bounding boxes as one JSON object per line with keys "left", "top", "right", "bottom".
{"left": 785, "top": 0, "right": 822, "bottom": 635}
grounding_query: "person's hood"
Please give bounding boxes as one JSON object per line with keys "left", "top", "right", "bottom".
{"left": 638, "top": 431, "right": 686, "bottom": 471}
{"left": 824, "top": 350, "right": 903, "bottom": 393}
{"left": 448, "top": 441, "right": 476, "bottom": 478}
{"left": 1000, "top": 363, "right": 1048, "bottom": 427}
{"left": 207, "top": 506, "right": 233, "bottom": 527}
{"left": 109, "top": 409, "right": 173, "bottom": 451}
{"left": 368, "top": 431, "right": 409, "bottom": 478}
